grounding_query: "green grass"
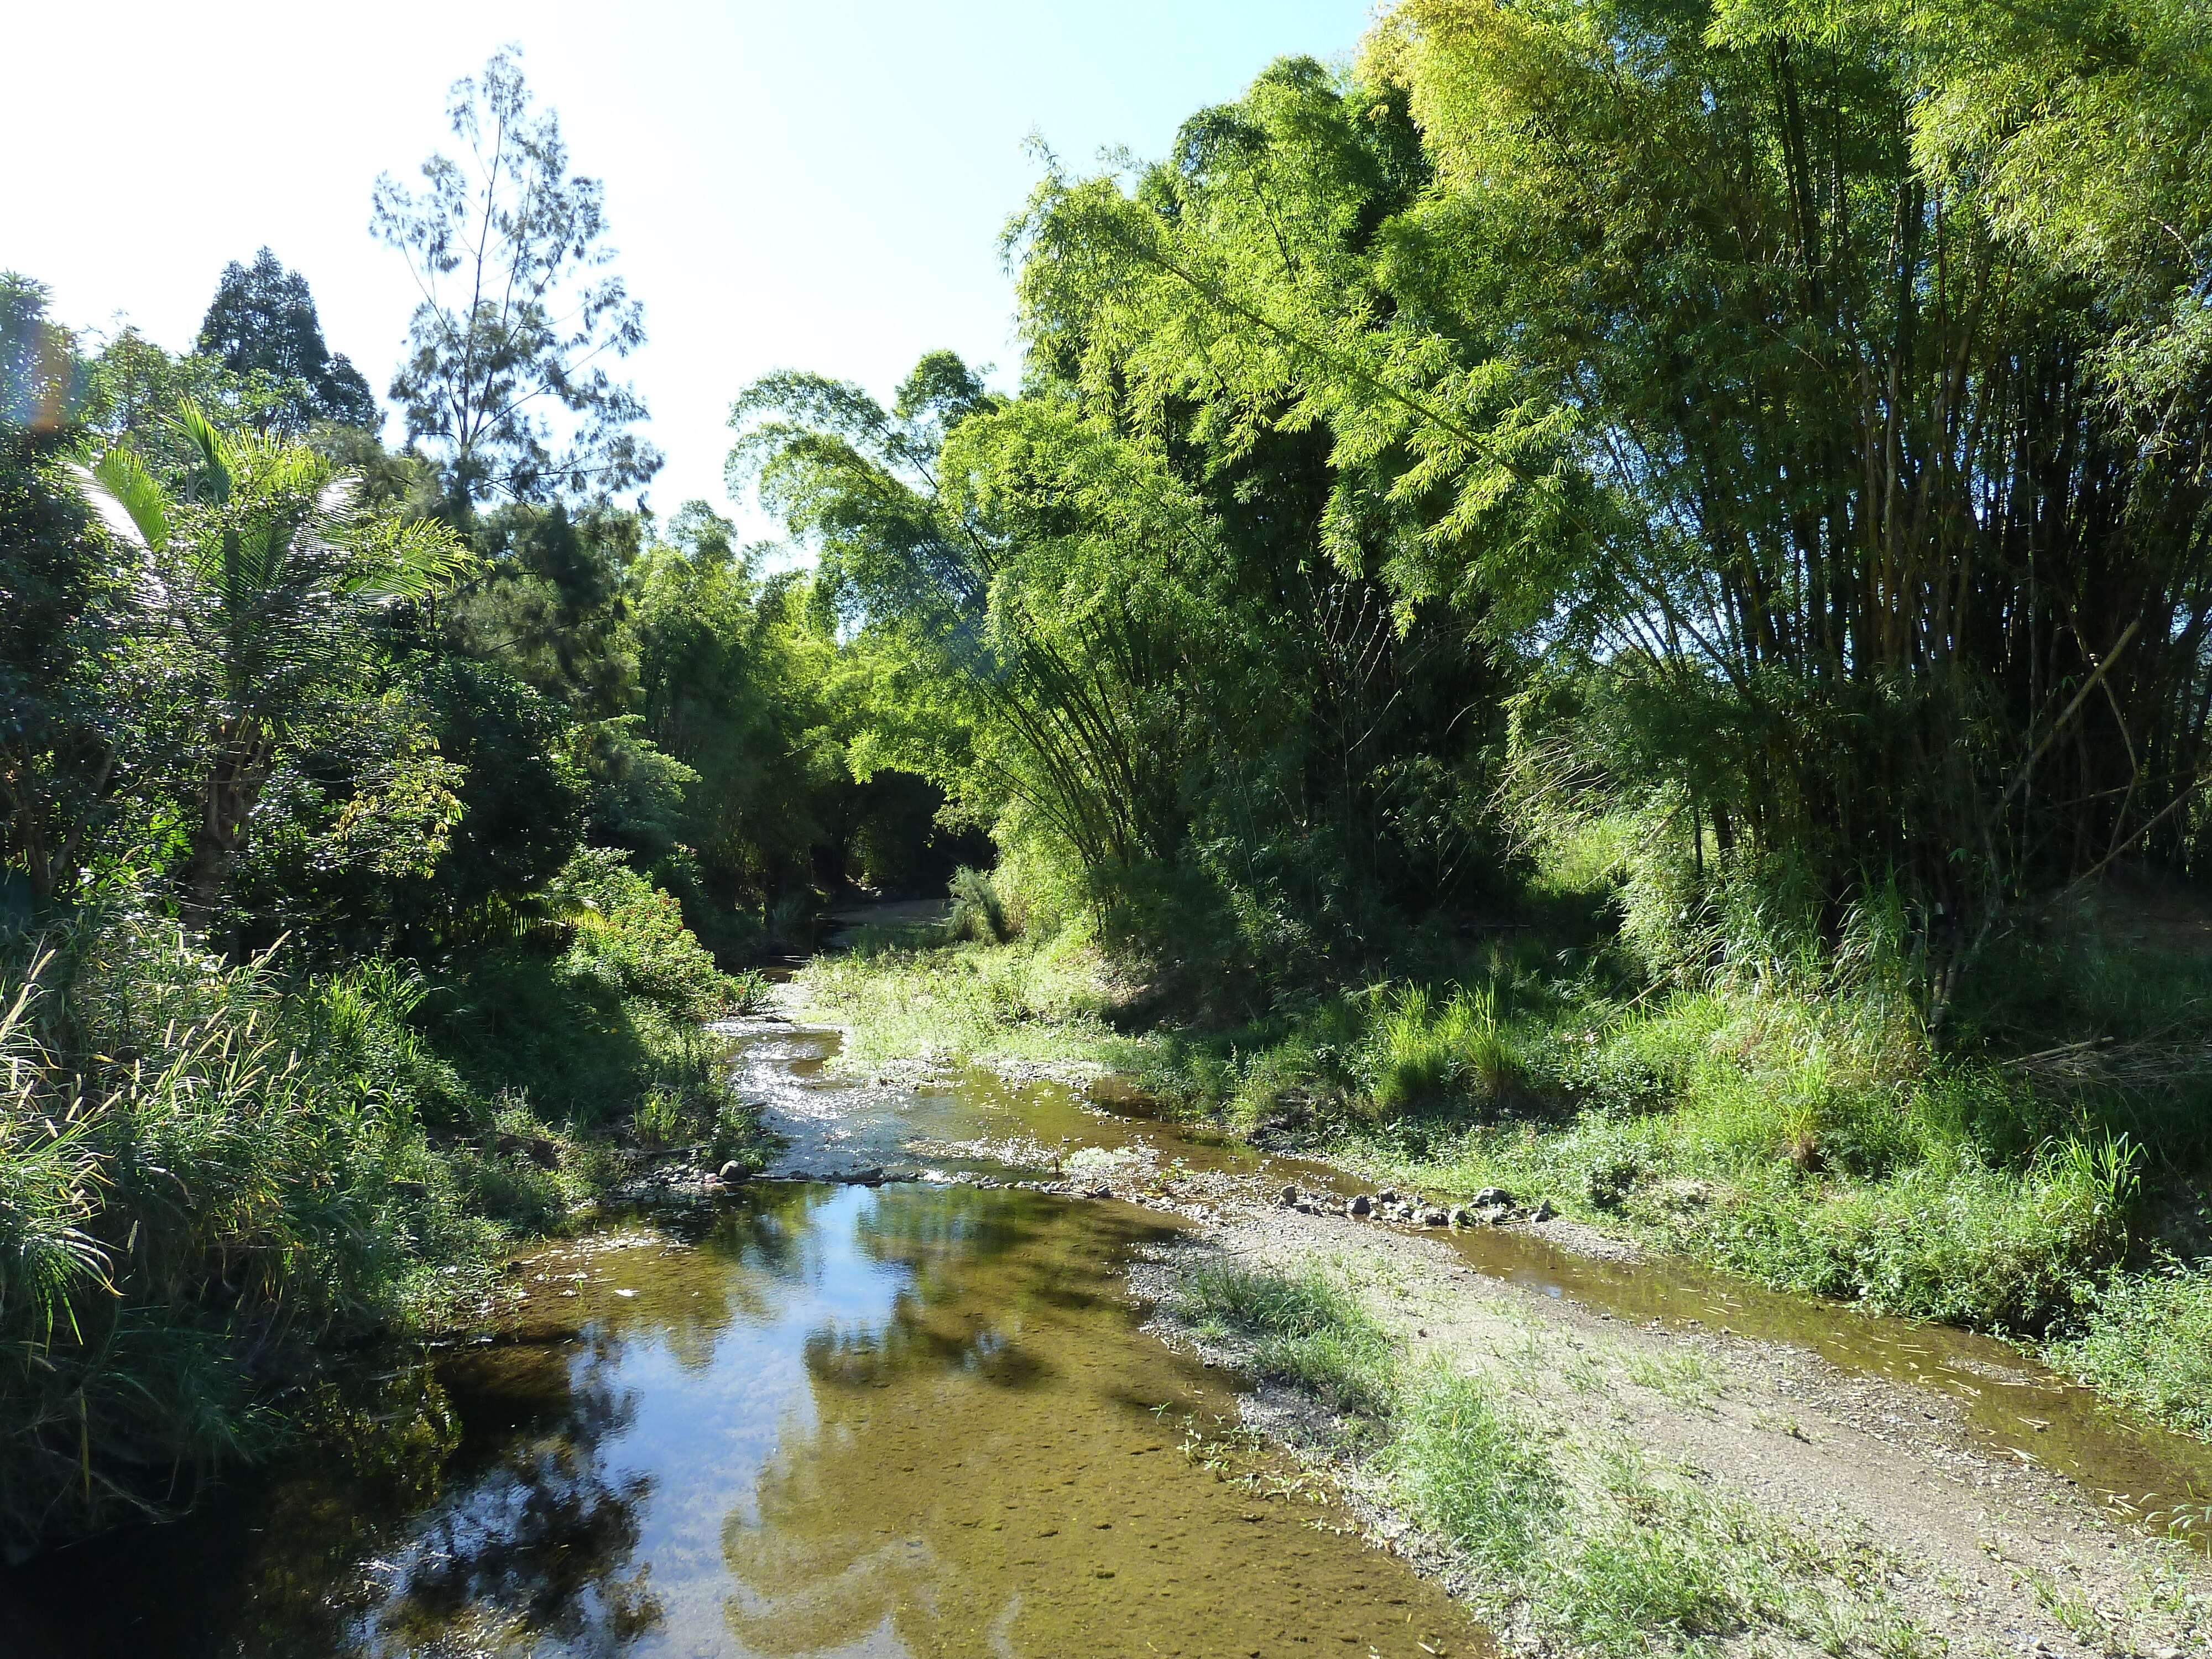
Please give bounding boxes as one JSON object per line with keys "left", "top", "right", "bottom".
{"left": 795, "top": 925, "right": 1133, "bottom": 1073}
{"left": 1173, "top": 1260, "right": 1397, "bottom": 1418}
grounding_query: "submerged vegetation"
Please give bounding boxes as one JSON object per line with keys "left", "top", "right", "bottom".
{"left": 11, "top": 0, "right": 2212, "bottom": 1559}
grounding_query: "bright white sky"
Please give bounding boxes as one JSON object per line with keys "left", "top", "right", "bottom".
{"left": 4, "top": 0, "right": 1373, "bottom": 536}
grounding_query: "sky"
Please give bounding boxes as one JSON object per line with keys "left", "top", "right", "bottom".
{"left": 3, "top": 0, "right": 1374, "bottom": 538}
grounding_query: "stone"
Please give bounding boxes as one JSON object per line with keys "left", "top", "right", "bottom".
{"left": 1448, "top": 1206, "right": 1471, "bottom": 1227}
{"left": 1349, "top": 1193, "right": 1373, "bottom": 1217}
{"left": 1532, "top": 1199, "right": 1557, "bottom": 1222}
{"left": 1279, "top": 1184, "right": 1300, "bottom": 1206}
{"left": 717, "top": 1161, "right": 749, "bottom": 1183}
{"left": 1378, "top": 1188, "right": 1399, "bottom": 1204}
{"left": 1423, "top": 1209, "right": 1449, "bottom": 1227}
{"left": 1086, "top": 1185, "right": 1113, "bottom": 1199}
{"left": 1472, "top": 1186, "right": 1512, "bottom": 1207}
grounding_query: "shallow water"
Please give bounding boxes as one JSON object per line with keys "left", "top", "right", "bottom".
{"left": 11, "top": 1016, "right": 2212, "bottom": 1656}
{"left": 0, "top": 1026, "right": 1478, "bottom": 1659}
{"left": 723, "top": 1014, "right": 2212, "bottom": 1540}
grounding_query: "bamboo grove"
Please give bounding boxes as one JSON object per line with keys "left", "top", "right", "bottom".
{"left": 733, "top": 0, "right": 2212, "bottom": 1010}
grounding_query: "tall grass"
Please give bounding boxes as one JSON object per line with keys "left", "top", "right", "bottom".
{"left": 0, "top": 858, "right": 764, "bottom": 1549}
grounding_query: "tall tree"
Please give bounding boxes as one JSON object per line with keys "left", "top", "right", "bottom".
{"left": 196, "top": 249, "right": 378, "bottom": 432}
{"left": 76, "top": 405, "right": 472, "bottom": 924}
{"left": 372, "top": 45, "right": 661, "bottom": 512}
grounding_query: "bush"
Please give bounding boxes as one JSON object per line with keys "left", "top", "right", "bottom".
{"left": 2048, "top": 1262, "right": 2212, "bottom": 1436}
{"left": 0, "top": 917, "right": 458, "bottom": 1546}
{"left": 947, "top": 865, "right": 1009, "bottom": 944}
{"left": 552, "top": 848, "right": 740, "bottom": 1020}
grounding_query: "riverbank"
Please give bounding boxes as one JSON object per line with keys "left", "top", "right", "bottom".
{"left": 0, "top": 853, "right": 781, "bottom": 1552}
{"left": 1135, "top": 1200, "right": 2211, "bottom": 1659}
{"left": 792, "top": 926, "right": 2212, "bottom": 1450}
{"left": 778, "top": 947, "right": 2212, "bottom": 1654}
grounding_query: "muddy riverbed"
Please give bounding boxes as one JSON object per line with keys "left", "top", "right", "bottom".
{"left": 6, "top": 1011, "right": 2211, "bottom": 1656}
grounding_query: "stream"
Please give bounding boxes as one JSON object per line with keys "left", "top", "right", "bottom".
{"left": 6, "top": 1012, "right": 2211, "bottom": 1656}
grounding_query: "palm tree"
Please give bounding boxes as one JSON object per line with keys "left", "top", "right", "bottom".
{"left": 74, "top": 402, "right": 471, "bottom": 926}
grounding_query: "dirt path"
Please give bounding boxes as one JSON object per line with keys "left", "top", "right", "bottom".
{"left": 1108, "top": 1175, "right": 2211, "bottom": 1659}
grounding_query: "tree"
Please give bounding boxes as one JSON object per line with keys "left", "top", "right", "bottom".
{"left": 372, "top": 45, "right": 661, "bottom": 511}
{"left": 1017, "top": 12, "right": 2212, "bottom": 995}
{"left": 76, "top": 404, "right": 473, "bottom": 925}
{"left": 196, "top": 248, "right": 378, "bottom": 431}
{"left": 1, "top": 273, "right": 88, "bottom": 434}
{"left": 1, "top": 279, "right": 134, "bottom": 916}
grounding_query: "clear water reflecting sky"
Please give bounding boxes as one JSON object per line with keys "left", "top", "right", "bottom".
{"left": 4, "top": 1, "right": 1373, "bottom": 531}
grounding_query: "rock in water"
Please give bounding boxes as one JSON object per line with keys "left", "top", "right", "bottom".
{"left": 1448, "top": 1206, "right": 1471, "bottom": 1227}
{"left": 1279, "top": 1184, "right": 1299, "bottom": 1206}
{"left": 1349, "top": 1193, "right": 1373, "bottom": 1217}
{"left": 1473, "top": 1186, "right": 1512, "bottom": 1207}
{"left": 717, "top": 1161, "right": 749, "bottom": 1183}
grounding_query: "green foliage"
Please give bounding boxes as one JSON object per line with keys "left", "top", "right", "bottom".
{"left": 947, "top": 865, "right": 1008, "bottom": 944}
{"left": 196, "top": 248, "right": 377, "bottom": 432}
{"left": 2049, "top": 1262, "right": 2212, "bottom": 1437}
{"left": 551, "top": 848, "right": 737, "bottom": 1022}
{"left": 0, "top": 920, "right": 471, "bottom": 1545}
{"left": 1173, "top": 1259, "right": 1397, "bottom": 1417}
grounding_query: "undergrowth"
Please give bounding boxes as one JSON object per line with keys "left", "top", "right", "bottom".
{"left": 0, "top": 848, "right": 768, "bottom": 1551}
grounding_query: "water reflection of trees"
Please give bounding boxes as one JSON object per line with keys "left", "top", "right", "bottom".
{"left": 721, "top": 1184, "right": 1181, "bottom": 1655}
{"left": 351, "top": 1340, "right": 657, "bottom": 1656}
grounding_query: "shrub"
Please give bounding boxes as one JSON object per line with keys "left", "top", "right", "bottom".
{"left": 552, "top": 848, "right": 739, "bottom": 1020}
{"left": 947, "top": 865, "right": 1009, "bottom": 944}
{"left": 2048, "top": 1262, "right": 2212, "bottom": 1436}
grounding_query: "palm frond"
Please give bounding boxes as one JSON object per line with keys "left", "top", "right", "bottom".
{"left": 174, "top": 401, "right": 233, "bottom": 503}
{"left": 73, "top": 448, "right": 170, "bottom": 553}
{"left": 343, "top": 515, "right": 476, "bottom": 602}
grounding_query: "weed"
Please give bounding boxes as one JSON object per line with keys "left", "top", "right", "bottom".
{"left": 1173, "top": 1259, "right": 1397, "bottom": 1418}
{"left": 2048, "top": 1262, "right": 2212, "bottom": 1436}
{"left": 1389, "top": 1364, "right": 1557, "bottom": 1574}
